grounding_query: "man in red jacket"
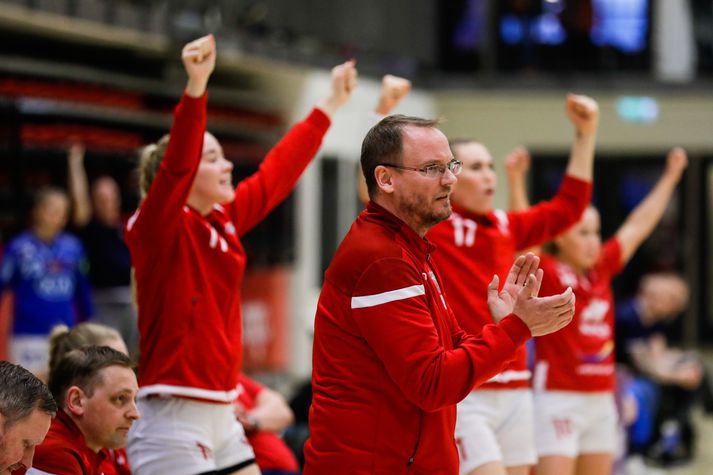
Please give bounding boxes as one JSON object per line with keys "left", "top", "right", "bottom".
{"left": 22, "top": 345, "right": 139, "bottom": 475}
{"left": 304, "top": 115, "right": 577, "bottom": 474}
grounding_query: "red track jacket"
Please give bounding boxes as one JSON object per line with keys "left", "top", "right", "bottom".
{"left": 126, "top": 92, "right": 330, "bottom": 401}
{"left": 304, "top": 203, "right": 531, "bottom": 474}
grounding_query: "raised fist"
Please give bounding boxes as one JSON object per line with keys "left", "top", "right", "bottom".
{"left": 376, "top": 74, "right": 412, "bottom": 115}
{"left": 565, "top": 94, "right": 599, "bottom": 136}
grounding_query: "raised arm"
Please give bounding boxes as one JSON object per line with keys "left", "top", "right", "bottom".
{"left": 232, "top": 60, "right": 357, "bottom": 234}
{"left": 374, "top": 74, "right": 412, "bottom": 116}
{"left": 615, "top": 147, "right": 688, "bottom": 264}
{"left": 564, "top": 93, "right": 598, "bottom": 182}
{"left": 316, "top": 59, "right": 358, "bottom": 118}
{"left": 358, "top": 75, "right": 412, "bottom": 204}
{"left": 67, "top": 143, "right": 92, "bottom": 227}
{"left": 505, "top": 146, "right": 531, "bottom": 212}
{"left": 127, "top": 35, "right": 215, "bottom": 244}
{"left": 183, "top": 35, "right": 216, "bottom": 99}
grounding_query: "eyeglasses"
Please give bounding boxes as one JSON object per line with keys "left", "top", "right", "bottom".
{"left": 379, "top": 159, "right": 463, "bottom": 178}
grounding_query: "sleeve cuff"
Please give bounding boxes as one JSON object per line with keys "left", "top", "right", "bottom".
{"left": 562, "top": 174, "right": 593, "bottom": 195}
{"left": 306, "top": 107, "right": 332, "bottom": 133}
{"left": 499, "top": 314, "right": 532, "bottom": 346}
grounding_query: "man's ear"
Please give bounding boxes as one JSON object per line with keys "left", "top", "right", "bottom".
{"left": 374, "top": 165, "right": 395, "bottom": 195}
{"left": 65, "top": 386, "right": 87, "bottom": 417}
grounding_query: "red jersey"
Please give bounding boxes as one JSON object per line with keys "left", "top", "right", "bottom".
{"left": 304, "top": 202, "right": 531, "bottom": 474}
{"left": 236, "top": 374, "right": 299, "bottom": 472}
{"left": 126, "top": 93, "right": 330, "bottom": 402}
{"left": 18, "top": 410, "right": 107, "bottom": 475}
{"left": 428, "top": 175, "right": 592, "bottom": 389}
{"left": 100, "top": 449, "right": 130, "bottom": 475}
{"left": 533, "top": 238, "right": 623, "bottom": 392}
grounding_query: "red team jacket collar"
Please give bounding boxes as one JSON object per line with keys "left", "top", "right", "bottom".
{"left": 365, "top": 201, "right": 437, "bottom": 258}
{"left": 56, "top": 409, "right": 85, "bottom": 442}
{"left": 56, "top": 409, "right": 107, "bottom": 459}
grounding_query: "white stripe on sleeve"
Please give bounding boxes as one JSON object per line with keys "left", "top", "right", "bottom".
{"left": 351, "top": 285, "right": 425, "bottom": 309}
{"left": 27, "top": 469, "right": 58, "bottom": 475}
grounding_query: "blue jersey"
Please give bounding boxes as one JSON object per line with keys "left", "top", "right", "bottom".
{"left": 0, "top": 231, "right": 94, "bottom": 335}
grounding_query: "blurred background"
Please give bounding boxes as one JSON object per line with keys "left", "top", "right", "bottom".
{"left": 0, "top": 1, "right": 711, "bottom": 472}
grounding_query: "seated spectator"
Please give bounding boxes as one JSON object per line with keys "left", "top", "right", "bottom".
{"left": 67, "top": 145, "right": 138, "bottom": 355}
{"left": 616, "top": 272, "right": 711, "bottom": 466}
{"left": 21, "top": 345, "right": 138, "bottom": 475}
{"left": 235, "top": 374, "right": 300, "bottom": 475}
{"left": 47, "top": 323, "right": 132, "bottom": 474}
{"left": 0, "top": 187, "right": 94, "bottom": 377}
{"left": 0, "top": 361, "right": 56, "bottom": 473}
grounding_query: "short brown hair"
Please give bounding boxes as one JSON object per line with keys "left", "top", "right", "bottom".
{"left": 0, "top": 361, "right": 56, "bottom": 429}
{"left": 137, "top": 134, "right": 170, "bottom": 199}
{"left": 48, "top": 346, "right": 133, "bottom": 408}
{"left": 360, "top": 115, "right": 439, "bottom": 199}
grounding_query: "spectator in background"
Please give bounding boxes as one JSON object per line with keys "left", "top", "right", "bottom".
{"left": 0, "top": 361, "right": 56, "bottom": 473}
{"left": 67, "top": 144, "right": 137, "bottom": 355}
{"left": 616, "top": 272, "right": 711, "bottom": 466}
{"left": 0, "top": 187, "right": 94, "bottom": 378}
{"left": 23, "top": 345, "right": 139, "bottom": 475}
{"left": 235, "top": 374, "right": 300, "bottom": 475}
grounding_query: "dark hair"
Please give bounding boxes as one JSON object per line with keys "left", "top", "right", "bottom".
{"left": 0, "top": 361, "right": 57, "bottom": 429}
{"left": 360, "top": 114, "right": 440, "bottom": 199}
{"left": 48, "top": 345, "right": 133, "bottom": 408}
{"left": 49, "top": 323, "right": 123, "bottom": 373}
{"left": 33, "top": 186, "right": 69, "bottom": 210}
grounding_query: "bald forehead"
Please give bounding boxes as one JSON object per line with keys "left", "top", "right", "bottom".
{"left": 401, "top": 126, "right": 451, "bottom": 163}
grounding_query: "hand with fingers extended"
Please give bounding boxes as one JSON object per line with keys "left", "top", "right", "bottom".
{"left": 565, "top": 93, "right": 599, "bottom": 136}
{"left": 375, "top": 74, "right": 412, "bottom": 115}
{"left": 317, "top": 59, "right": 358, "bottom": 118}
{"left": 487, "top": 253, "right": 542, "bottom": 322}
{"left": 513, "top": 283, "right": 575, "bottom": 337}
{"left": 182, "top": 34, "right": 217, "bottom": 98}
{"left": 664, "top": 146, "right": 688, "bottom": 182}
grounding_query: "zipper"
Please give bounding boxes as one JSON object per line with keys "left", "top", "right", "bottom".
{"left": 407, "top": 414, "right": 423, "bottom": 468}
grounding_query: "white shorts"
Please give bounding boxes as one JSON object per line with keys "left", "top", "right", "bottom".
{"left": 533, "top": 390, "right": 618, "bottom": 458}
{"left": 455, "top": 389, "right": 536, "bottom": 474}
{"left": 127, "top": 396, "right": 255, "bottom": 475}
{"left": 10, "top": 335, "right": 49, "bottom": 375}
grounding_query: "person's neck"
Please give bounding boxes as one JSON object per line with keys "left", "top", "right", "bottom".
{"left": 64, "top": 409, "right": 102, "bottom": 453}
{"left": 186, "top": 196, "right": 214, "bottom": 216}
{"left": 96, "top": 213, "right": 120, "bottom": 227}
{"left": 32, "top": 225, "right": 59, "bottom": 243}
{"left": 556, "top": 254, "right": 586, "bottom": 275}
{"left": 373, "top": 197, "right": 428, "bottom": 237}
